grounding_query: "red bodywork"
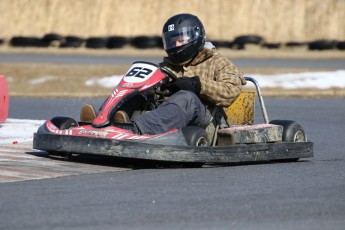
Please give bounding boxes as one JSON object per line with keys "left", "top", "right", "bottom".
{"left": 42, "top": 62, "right": 179, "bottom": 140}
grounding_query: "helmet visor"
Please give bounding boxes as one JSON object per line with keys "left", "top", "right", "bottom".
{"left": 162, "top": 27, "right": 200, "bottom": 50}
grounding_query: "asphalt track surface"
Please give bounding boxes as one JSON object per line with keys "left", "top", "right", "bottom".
{"left": 1, "top": 52, "right": 345, "bottom": 68}
{"left": 1, "top": 53, "right": 345, "bottom": 229}
{"left": 2, "top": 97, "right": 345, "bottom": 230}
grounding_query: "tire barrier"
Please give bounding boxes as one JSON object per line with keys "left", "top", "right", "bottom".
{"left": 262, "top": 42, "right": 281, "bottom": 49}
{"left": 232, "top": 35, "right": 264, "bottom": 50}
{"left": 106, "top": 36, "right": 129, "bottom": 49}
{"left": 285, "top": 41, "right": 306, "bottom": 48}
{"left": 130, "top": 36, "right": 163, "bottom": 49}
{"left": 59, "top": 36, "right": 84, "bottom": 48}
{"left": 336, "top": 41, "right": 345, "bottom": 50}
{"left": 308, "top": 40, "right": 337, "bottom": 50}
{"left": 85, "top": 37, "right": 108, "bottom": 49}
{"left": 0, "top": 75, "right": 9, "bottom": 122}
{"left": 4, "top": 34, "right": 344, "bottom": 51}
{"left": 41, "top": 33, "right": 64, "bottom": 46}
{"left": 10, "top": 36, "right": 50, "bottom": 47}
{"left": 233, "top": 35, "right": 264, "bottom": 44}
{"left": 210, "top": 40, "right": 233, "bottom": 48}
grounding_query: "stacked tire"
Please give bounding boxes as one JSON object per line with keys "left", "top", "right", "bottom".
{"left": 107, "top": 36, "right": 129, "bottom": 49}
{"left": 10, "top": 36, "right": 50, "bottom": 47}
{"left": 209, "top": 40, "right": 233, "bottom": 48}
{"left": 131, "top": 36, "right": 163, "bottom": 49}
{"left": 5, "top": 32, "right": 345, "bottom": 52}
{"left": 59, "top": 36, "right": 84, "bottom": 48}
{"left": 336, "top": 41, "right": 345, "bottom": 50}
{"left": 308, "top": 40, "right": 337, "bottom": 50}
{"left": 232, "top": 35, "right": 264, "bottom": 50}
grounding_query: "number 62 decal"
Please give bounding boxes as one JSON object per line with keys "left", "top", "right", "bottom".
{"left": 123, "top": 63, "right": 158, "bottom": 83}
{"left": 125, "top": 67, "right": 152, "bottom": 78}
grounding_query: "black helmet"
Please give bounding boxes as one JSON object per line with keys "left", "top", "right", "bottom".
{"left": 162, "top": 13, "right": 206, "bottom": 65}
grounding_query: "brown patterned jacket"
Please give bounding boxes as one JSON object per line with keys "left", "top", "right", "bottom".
{"left": 160, "top": 47, "right": 246, "bottom": 107}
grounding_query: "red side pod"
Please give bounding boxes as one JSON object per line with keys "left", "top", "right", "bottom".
{"left": 0, "top": 75, "right": 9, "bottom": 122}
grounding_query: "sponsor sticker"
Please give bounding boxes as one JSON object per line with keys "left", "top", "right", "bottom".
{"left": 168, "top": 24, "right": 174, "bottom": 31}
{"left": 78, "top": 130, "right": 109, "bottom": 138}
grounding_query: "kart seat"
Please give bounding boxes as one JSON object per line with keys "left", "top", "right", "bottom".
{"left": 225, "top": 90, "right": 255, "bottom": 125}
{"left": 206, "top": 90, "right": 256, "bottom": 146}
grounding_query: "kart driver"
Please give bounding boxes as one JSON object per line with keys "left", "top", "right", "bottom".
{"left": 80, "top": 13, "right": 246, "bottom": 135}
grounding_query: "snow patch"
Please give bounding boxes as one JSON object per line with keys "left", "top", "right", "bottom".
{"left": 250, "top": 70, "right": 345, "bottom": 89}
{"left": 28, "top": 76, "right": 57, "bottom": 84}
{"left": 80, "top": 70, "right": 345, "bottom": 89}
{"left": 85, "top": 75, "right": 122, "bottom": 88}
{"left": 0, "top": 119, "right": 45, "bottom": 145}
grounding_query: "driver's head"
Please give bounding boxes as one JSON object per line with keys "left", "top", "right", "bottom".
{"left": 162, "top": 13, "right": 206, "bottom": 65}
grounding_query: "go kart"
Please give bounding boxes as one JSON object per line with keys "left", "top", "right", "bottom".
{"left": 33, "top": 61, "right": 313, "bottom": 165}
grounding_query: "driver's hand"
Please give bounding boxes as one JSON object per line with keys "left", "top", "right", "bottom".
{"left": 164, "top": 76, "right": 201, "bottom": 94}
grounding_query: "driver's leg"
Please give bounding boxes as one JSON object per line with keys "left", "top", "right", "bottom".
{"left": 133, "top": 90, "right": 212, "bottom": 135}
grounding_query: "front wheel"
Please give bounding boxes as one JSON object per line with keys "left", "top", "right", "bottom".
{"left": 51, "top": 116, "right": 78, "bottom": 130}
{"left": 182, "top": 126, "right": 210, "bottom": 147}
{"left": 180, "top": 126, "right": 210, "bottom": 168}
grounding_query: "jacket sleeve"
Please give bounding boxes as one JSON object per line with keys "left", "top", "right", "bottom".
{"left": 199, "top": 55, "right": 246, "bottom": 107}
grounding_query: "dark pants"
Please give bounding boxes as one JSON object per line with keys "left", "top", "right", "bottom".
{"left": 133, "top": 90, "right": 212, "bottom": 135}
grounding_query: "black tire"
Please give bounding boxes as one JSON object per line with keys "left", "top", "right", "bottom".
{"left": 41, "top": 33, "right": 63, "bottom": 43}
{"left": 106, "top": 36, "right": 129, "bottom": 49}
{"left": 210, "top": 40, "right": 233, "bottom": 48}
{"left": 233, "top": 35, "right": 264, "bottom": 45}
{"left": 59, "top": 36, "right": 84, "bottom": 48}
{"left": 180, "top": 126, "right": 209, "bottom": 167}
{"left": 10, "top": 36, "right": 49, "bottom": 47}
{"left": 182, "top": 126, "right": 210, "bottom": 147}
{"left": 308, "top": 40, "right": 337, "bottom": 50}
{"left": 285, "top": 41, "right": 306, "bottom": 47}
{"left": 262, "top": 42, "right": 281, "bottom": 49}
{"left": 10, "top": 36, "right": 29, "bottom": 47}
{"left": 47, "top": 117, "right": 78, "bottom": 158}
{"left": 270, "top": 120, "right": 306, "bottom": 142}
{"left": 269, "top": 120, "right": 307, "bottom": 162}
{"left": 233, "top": 43, "right": 245, "bottom": 50}
{"left": 131, "top": 36, "right": 163, "bottom": 49}
{"left": 0, "top": 38, "right": 4, "bottom": 46}
{"left": 51, "top": 116, "right": 78, "bottom": 130}
{"left": 85, "top": 37, "right": 108, "bottom": 49}
{"left": 41, "top": 33, "right": 64, "bottom": 47}
{"left": 336, "top": 41, "right": 345, "bottom": 50}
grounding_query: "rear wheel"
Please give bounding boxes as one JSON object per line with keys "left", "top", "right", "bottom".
{"left": 269, "top": 120, "right": 306, "bottom": 162}
{"left": 270, "top": 120, "right": 306, "bottom": 142}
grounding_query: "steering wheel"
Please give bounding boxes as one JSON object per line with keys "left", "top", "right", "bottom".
{"left": 159, "top": 66, "right": 178, "bottom": 81}
{"left": 156, "top": 66, "right": 178, "bottom": 96}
